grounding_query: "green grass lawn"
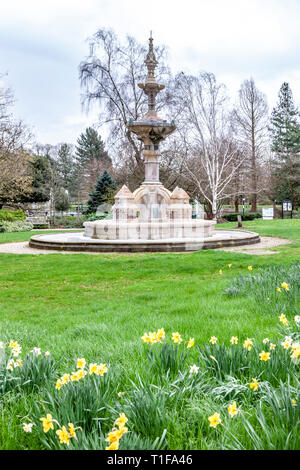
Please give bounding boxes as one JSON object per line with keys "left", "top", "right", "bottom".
{"left": 0, "top": 229, "right": 81, "bottom": 244}
{"left": 0, "top": 219, "right": 299, "bottom": 450}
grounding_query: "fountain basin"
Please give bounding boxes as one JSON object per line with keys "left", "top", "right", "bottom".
{"left": 29, "top": 229, "right": 260, "bottom": 253}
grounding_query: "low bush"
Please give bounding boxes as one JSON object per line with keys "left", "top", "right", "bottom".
{"left": 0, "top": 209, "right": 26, "bottom": 222}
{"left": 0, "top": 221, "right": 33, "bottom": 232}
{"left": 54, "top": 216, "right": 85, "bottom": 228}
{"left": 83, "top": 213, "right": 110, "bottom": 222}
{"left": 224, "top": 212, "right": 262, "bottom": 222}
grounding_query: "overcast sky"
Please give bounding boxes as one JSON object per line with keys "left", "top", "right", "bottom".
{"left": 0, "top": 0, "right": 299, "bottom": 145}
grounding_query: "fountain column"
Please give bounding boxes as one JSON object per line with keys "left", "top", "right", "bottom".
{"left": 143, "top": 145, "right": 160, "bottom": 183}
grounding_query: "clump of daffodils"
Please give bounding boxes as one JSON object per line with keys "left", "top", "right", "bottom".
{"left": 55, "top": 358, "right": 108, "bottom": 390}
{"left": 105, "top": 413, "right": 128, "bottom": 450}
{"left": 9, "top": 340, "right": 22, "bottom": 358}
{"left": 40, "top": 413, "right": 80, "bottom": 446}
{"left": 6, "top": 358, "right": 23, "bottom": 371}
{"left": 56, "top": 423, "right": 80, "bottom": 446}
{"left": 281, "top": 336, "right": 292, "bottom": 350}
{"left": 141, "top": 328, "right": 165, "bottom": 344}
{"left": 290, "top": 342, "right": 300, "bottom": 364}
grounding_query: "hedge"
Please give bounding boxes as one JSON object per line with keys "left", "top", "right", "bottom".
{"left": 223, "top": 212, "right": 262, "bottom": 222}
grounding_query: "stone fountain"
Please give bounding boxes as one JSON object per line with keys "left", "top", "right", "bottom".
{"left": 29, "top": 35, "right": 260, "bottom": 252}
{"left": 83, "top": 34, "right": 216, "bottom": 247}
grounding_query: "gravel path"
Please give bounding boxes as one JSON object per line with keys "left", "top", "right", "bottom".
{"left": 0, "top": 236, "right": 292, "bottom": 255}
{"left": 216, "top": 236, "right": 292, "bottom": 255}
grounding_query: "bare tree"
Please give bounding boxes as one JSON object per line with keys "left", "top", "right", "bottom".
{"left": 174, "top": 72, "right": 246, "bottom": 219}
{"left": 0, "top": 79, "right": 33, "bottom": 207}
{"left": 79, "top": 28, "right": 175, "bottom": 187}
{"left": 231, "top": 78, "right": 269, "bottom": 212}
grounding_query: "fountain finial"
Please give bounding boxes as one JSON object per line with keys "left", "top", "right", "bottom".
{"left": 145, "top": 33, "right": 158, "bottom": 83}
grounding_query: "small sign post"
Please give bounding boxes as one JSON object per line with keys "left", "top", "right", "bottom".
{"left": 262, "top": 208, "right": 274, "bottom": 220}
{"left": 282, "top": 200, "right": 293, "bottom": 219}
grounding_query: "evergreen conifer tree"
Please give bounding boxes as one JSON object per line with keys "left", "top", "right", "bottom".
{"left": 75, "top": 128, "right": 111, "bottom": 168}
{"left": 85, "top": 170, "right": 116, "bottom": 214}
{"left": 269, "top": 82, "right": 300, "bottom": 207}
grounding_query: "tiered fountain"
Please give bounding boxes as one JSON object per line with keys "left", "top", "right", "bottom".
{"left": 30, "top": 35, "right": 260, "bottom": 252}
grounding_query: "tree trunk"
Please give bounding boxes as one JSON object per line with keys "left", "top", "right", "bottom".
{"left": 212, "top": 196, "right": 217, "bottom": 220}
{"left": 234, "top": 197, "right": 239, "bottom": 213}
{"left": 250, "top": 108, "right": 257, "bottom": 212}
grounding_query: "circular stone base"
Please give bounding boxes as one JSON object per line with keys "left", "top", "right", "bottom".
{"left": 29, "top": 229, "right": 260, "bottom": 253}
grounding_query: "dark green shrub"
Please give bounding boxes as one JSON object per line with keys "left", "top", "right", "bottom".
{"left": 83, "top": 214, "right": 109, "bottom": 222}
{"left": 224, "top": 212, "right": 262, "bottom": 222}
{"left": 55, "top": 216, "right": 85, "bottom": 228}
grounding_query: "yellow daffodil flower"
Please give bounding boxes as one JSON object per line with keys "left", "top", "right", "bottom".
{"left": 114, "top": 413, "right": 128, "bottom": 428}
{"left": 259, "top": 351, "right": 271, "bottom": 361}
{"left": 56, "top": 426, "right": 70, "bottom": 445}
{"left": 76, "top": 358, "right": 86, "bottom": 369}
{"left": 227, "top": 401, "right": 240, "bottom": 418}
{"left": 249, "top": 378, "right": 259, "bottom": 391}
{"left": 55, "top": 379, "right": 62, "bottom": 390}
{"left": 243, "top": 338, "right": 254, "bottom": 351}
{"left": 89, "top": 363, "right": 98, "bottom": 375}
{"left": 209, "top": 336, "right": 218, "bottom": 345}
{"left": 40, "top": 414, "right": 55, "bottom": 433}
{"left": 106, "top": 441, "right": 119, "bottom": 450}
{"left": 68, "top": 423, "right": 78, "bottom": 439}
{"left": 230, "top": 336, "right": 238, "bottom": 345}
{"left": 172, "top": 332, "right": 182, "bottom": 344}
{"left": 61, "top": 374, "right": 70, "bottom": 385}
{"left": 281, "top": 282, "right": 290, "bottom": 291}
{"left": 208, "top": 412, "right": 222, "bottom": 428}
{"left": 105, "top": 429, "right": 120, "bottom": 443}
{"left": 156, "top": 328, "right": 165, "bottom": 341}
{"left": 291, "top": 345, "right": 300, "bottom": 360}
{"left": 279, "top": 314, "right": 288, "bottom": 326}
{"left": 187, "top": 338, "right": 195, "bottom": 348}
